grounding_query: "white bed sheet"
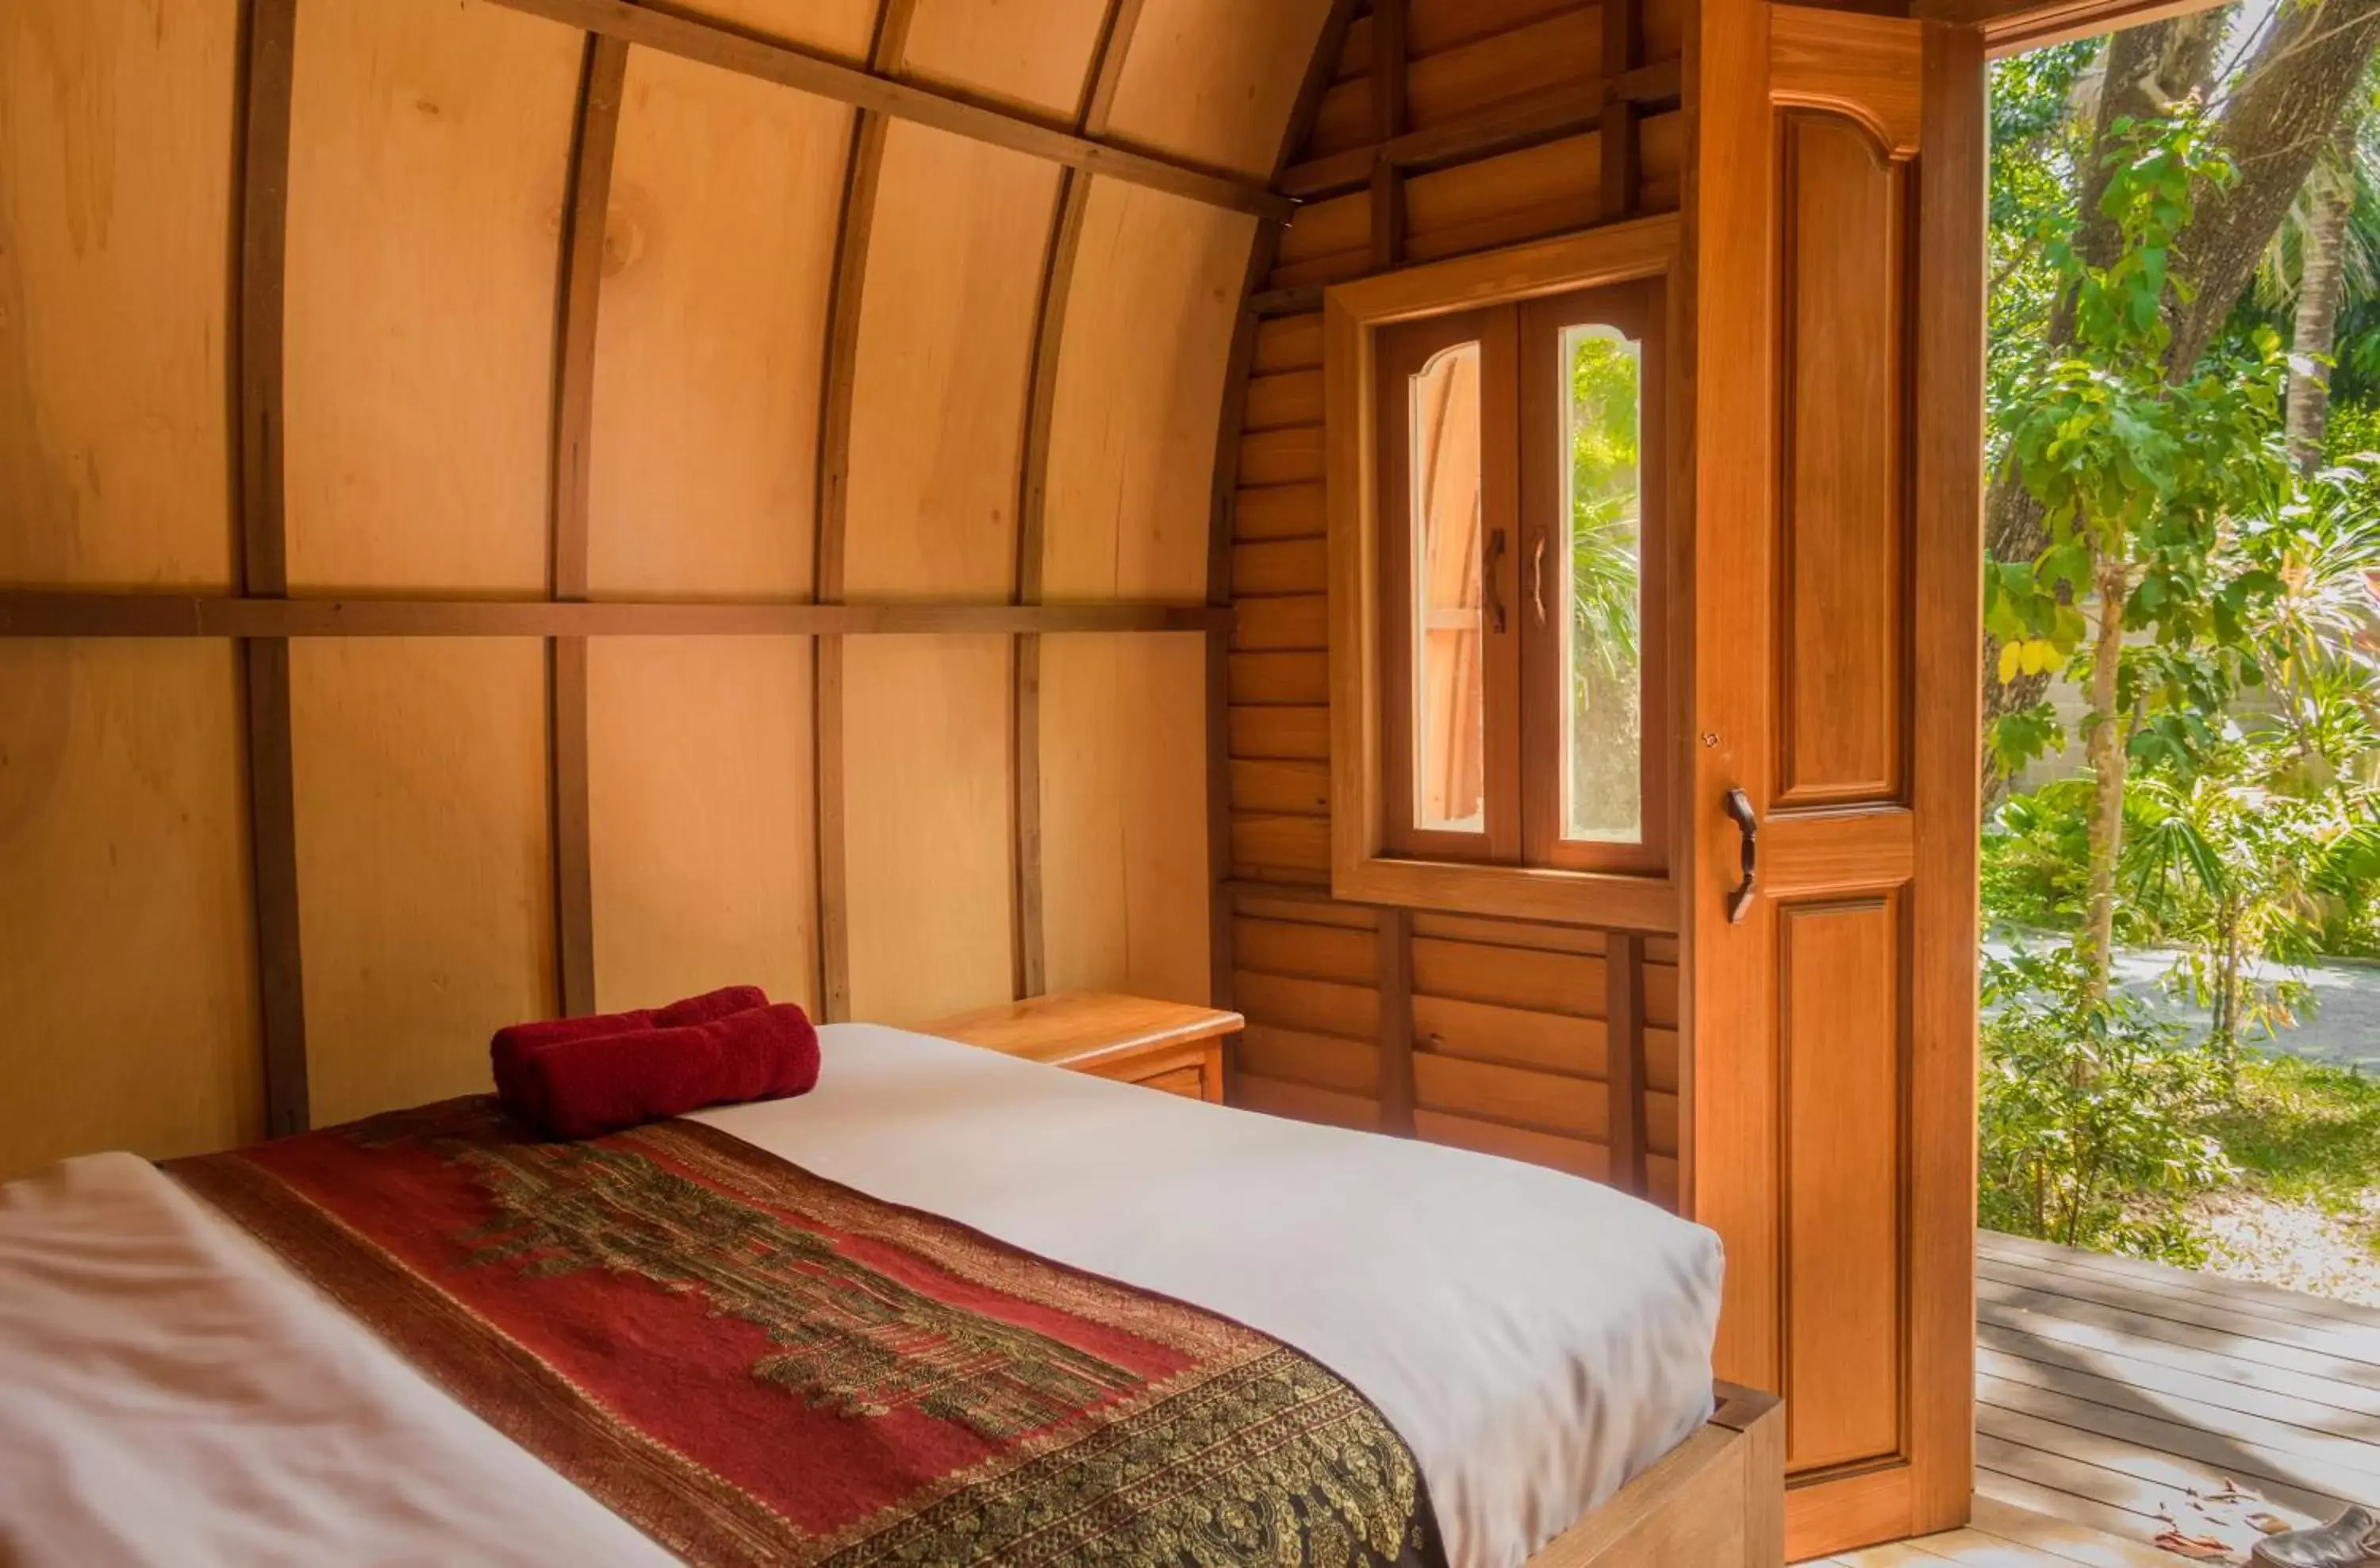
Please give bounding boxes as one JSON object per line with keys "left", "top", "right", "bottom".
{"left": 692, "top": 1025, "right": 1723, "bottom": 1568}
{"left": 0, "top": 1150, "right": 672, "bottom": 1568}
{"left": 0, "top": 1023, "right": 1722, "bottom": 1568}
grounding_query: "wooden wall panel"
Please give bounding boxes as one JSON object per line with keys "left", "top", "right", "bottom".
{"left": 841, "top": 635, "right": 1014, "bottom": 1024}
{"left": 1104, "top": 0, "right": 1334, "bottom": 179}
{"left": 585, "top": 49, "right": 850, "bottom": 601}
{"left": 1039, "top": 632, "right": 1211, "bottom": 1003}
{"left": 1044, "top": 183, "right": 1254, "bottom": 601}
{"left": 0, "top": 643, "right": 260, "bottom": 1179}
{"left": 281, "top": 0, "right": 579, "bottom": 594}
{"left": 292, "top": 639, "right": 554, "bottom": 1127}
{"left": 0, "top": 0, "right": 240, "bottom": 590}
{"left": 1405, "top": 8, "right": 1599, "bottom": 130}
{"left": 841, "top": 125, "right": 1059, "bottom": 601}
{"left": 1777, "top": 113, "right": 1910, "bottom": 808}
{"left": 1219, "top": 0, "right": 1690, "bottom": 1201}
{"left": 1781, "top": 897, "right": 1907, "bottom": 1474}
{"left": 902, "top": 0, "right": 1109, "bottom": 115}
{"left": 586, "top": 636, "right": 816, "bottom": 1014}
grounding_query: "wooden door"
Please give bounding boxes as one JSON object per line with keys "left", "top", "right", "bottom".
{"left": 1685, "top": 7, "right": 1985, "bottom": 1558}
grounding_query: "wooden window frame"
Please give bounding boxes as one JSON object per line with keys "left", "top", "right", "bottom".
{"left": 1323, "top": 216, "right": 1683, "bottom": 932}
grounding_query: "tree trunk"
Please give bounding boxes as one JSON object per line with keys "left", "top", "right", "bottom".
{"left": 2209, "top": 909, "right": 2228, "bottom": 1090}
{"left": 2287, "top": 118, "right": 2361, "bottom": 471}
{"left": 1983, "top": 16, "right": 2236, "bottom": 810}
{"left": 2167, "top": 2, "right": 2380, "bottom": 379}
{"left": 2082, "top": 562, "right": 2131, "bottom": 1003}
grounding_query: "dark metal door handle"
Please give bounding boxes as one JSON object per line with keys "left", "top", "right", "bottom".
{"left": 1724, "top": 789, "right": 1758, "bottom": 924}
{"left": 1484, "top": 529, "right": 1508, "bottom": 634}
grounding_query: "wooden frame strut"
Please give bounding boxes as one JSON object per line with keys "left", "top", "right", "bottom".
{"left": 0, "top": 594, "right": 1226, "bottom": 638}
{"left": 235, "top": 0, "right": 307, "bottom": 1139}
{"left": 545, "top": 33, "right": 630, "bottom": 1021}
{"left": 478, "top": 0, "right": 1288, "bottom": 221}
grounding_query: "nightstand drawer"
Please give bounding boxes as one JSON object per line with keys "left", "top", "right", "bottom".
{"left": 1137, "top": 1065, "right": 1209, "bottom": 1100}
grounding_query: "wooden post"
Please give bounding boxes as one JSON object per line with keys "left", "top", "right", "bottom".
{"left": 1204, "top": 0, "right": 1362, "bottom": 1018}
{"left": 1368, "top": 0, "right": 1407, "bottom": 273}
{"left": 546, "top": 34, "right": 627, "bottom": 1020}
{"left": 1378, "top": 908, "right": 1416, "bottom": 1134}
{"left": 1012, "top": 0, "right": 1149, "bottom": 1003}
{"left": 1606, "top": 931, "right": 1647, "bottom": 1193}
{"left": 813, "top": 0, "right": 919, "bottom": 1022}
{"left": 236, "top": 0, "right": 307, "bottom": 1138}
{"left": 1601, "top": 0, "right": 1645, "bottom": 221}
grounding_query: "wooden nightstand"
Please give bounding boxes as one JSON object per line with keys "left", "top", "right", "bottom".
{"left": 918, "top": 992, "right": 1242, "bottom": 1103}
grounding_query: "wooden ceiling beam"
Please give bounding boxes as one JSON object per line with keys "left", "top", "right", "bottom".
{"left": 808, "top": 0, "right": 918, "bottom": 1025}
{"left": 482, "top": 0, "right": 1291, "bottom": 220}
{"left": 1011, "top": 0, "right": 1151, "bottom": 1003}
{"left": 1280, "top": 60, "right": 1683, "bottom": 202}
{"left": 0, "top": 594, "right": 1229, "bottom": 639}
{"left": 543, "top": 34, "right": 631, "bottom": 1024}
{"left": 233, "top": 0, "right": 308, "bottom": 1142}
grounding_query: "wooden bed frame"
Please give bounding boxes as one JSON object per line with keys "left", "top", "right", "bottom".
{"left": 1530, "top": 1383, "right": 1784, "bottom": 1567}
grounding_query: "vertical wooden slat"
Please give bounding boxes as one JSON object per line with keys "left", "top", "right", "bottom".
{"left": 1011, "top": 0, "right": 1146, "bottom": 1002}
{"left": 1206, "top": 0, "right": 1362, "bottom": 1015}
{"left": 1377, "top": 907, "right": 1416, "bottom": 1133}
{"left": 236, "top": 0, "right": 306, "bottom": 1136}
{"left": 1367, "top": 0, "right": 1407, "bottom": 272}
{"left": 1909, "top": 19, "right": 1987, "bottom": 1538}
{"left": 1606, "top": 929, "right": 1646, "bottom": 1193}
{"left": 814, "top": 0, "right": 918, "bottom": 1021}
{"left": 1685, "top": 0, "right": 1782, "bottom": 1401}
{"left": 1600, "top": 0, "right": 1645, "bottom": 221}
{"left": 547, "top": 34, "right": 628, "bottom": 1019}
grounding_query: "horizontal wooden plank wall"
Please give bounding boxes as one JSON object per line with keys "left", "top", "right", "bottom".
{"left": 0, "top": 0, "right": 1330, "bottom": 1178}
{"left": 1220, "top": 0, "right": 1688, "bottom": 1209}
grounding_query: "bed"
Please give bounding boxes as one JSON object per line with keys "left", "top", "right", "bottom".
{"left": 0, "top": 1024, "right": 1778, "bottom": 1568}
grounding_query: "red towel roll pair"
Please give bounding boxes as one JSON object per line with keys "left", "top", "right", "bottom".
{"left": 490, "top": 986, "right": 819, "bottom": 1141}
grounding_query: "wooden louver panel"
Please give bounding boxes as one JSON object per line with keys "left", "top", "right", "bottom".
{"left": 1775, "top": 112, "right": 1909, "bottom": 809}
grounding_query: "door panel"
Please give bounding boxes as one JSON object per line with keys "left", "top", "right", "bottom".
{"left": 1687, "top": 6, "right": 1983, "bottom": 1558}
{"left": 1781, "top": 895, "right": 1904, "bottom": 1472}
{"left": 1777, "top": 113, "right": 1909, "bottom": 809}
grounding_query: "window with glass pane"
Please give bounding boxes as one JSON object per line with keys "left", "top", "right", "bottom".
{"left": 1558, "top": 325, "right": 1643, "bottom": 845}
{"left": 1409, "top": 342, "right": 1485, "bottom": 833}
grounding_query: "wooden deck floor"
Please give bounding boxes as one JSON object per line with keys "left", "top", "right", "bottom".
{"left": 1806, "top": 1228, "right": 2380, "bottom": 1566}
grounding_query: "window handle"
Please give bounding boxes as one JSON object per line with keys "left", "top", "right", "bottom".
{"left": 1484, "top": 529, "right": 1508, "bottom": 635}
{"left": 1724, "top": 789, "right": 1759, "bottom": 924}
{"left": 1530, "top": 535, "right": 1548, "bottom": 628}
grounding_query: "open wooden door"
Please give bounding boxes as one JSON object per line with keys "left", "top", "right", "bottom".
{"left": 1685, "top": 6, "right": 1986, "bottom": 1558}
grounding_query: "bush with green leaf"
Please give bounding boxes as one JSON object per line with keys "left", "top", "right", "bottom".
{"left": 1979, "top": 945, "right": 2236, "bottom": 1263}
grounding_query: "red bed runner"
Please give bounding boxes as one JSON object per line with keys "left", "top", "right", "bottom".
{"left": 167, "top": 1098, "right": 1441, "bottom": 1567}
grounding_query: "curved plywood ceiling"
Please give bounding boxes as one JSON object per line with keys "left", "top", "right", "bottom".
{"left": 0, "top": 0, "right": 1342, "bottom": 1162}
{"left": 1, "top": 0, "right": 1335, "bottom": 600}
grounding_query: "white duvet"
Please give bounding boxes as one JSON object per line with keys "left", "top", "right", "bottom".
{"left": 0, "top": 1023, "right": 1722, "bottom": 1568}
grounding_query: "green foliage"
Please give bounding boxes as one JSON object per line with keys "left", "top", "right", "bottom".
{"left": 1982, "top": 777, "right": 2095, "bottom": 932}
{"left": 1979, "top": 946, "right": 2236, "bottom": 1262}
{"left": 2205, "top": 1052, "right": 2380, "bottom": 1219}
{"left": 1564, "top": 329, "right": 1645, "bottom": 836}
{"left": 1988, "top": 41, "right": 2103, "bottom": 474}
{"left": 1993, "top": 112, "right": 2290, "bottom": 725}
{"left": 1975, "top": 40, "right": 2380, "bottom": 1276}
{"left": 1566, "top": 331, "right": 1642, "bottom": 681}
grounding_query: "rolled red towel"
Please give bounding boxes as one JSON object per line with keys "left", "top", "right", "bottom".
{"left": 520, "top": 1002, "right": 820, "bottom": 1141}
{"left": 492, "top": 985, "right": 767, "bottom": 1118}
